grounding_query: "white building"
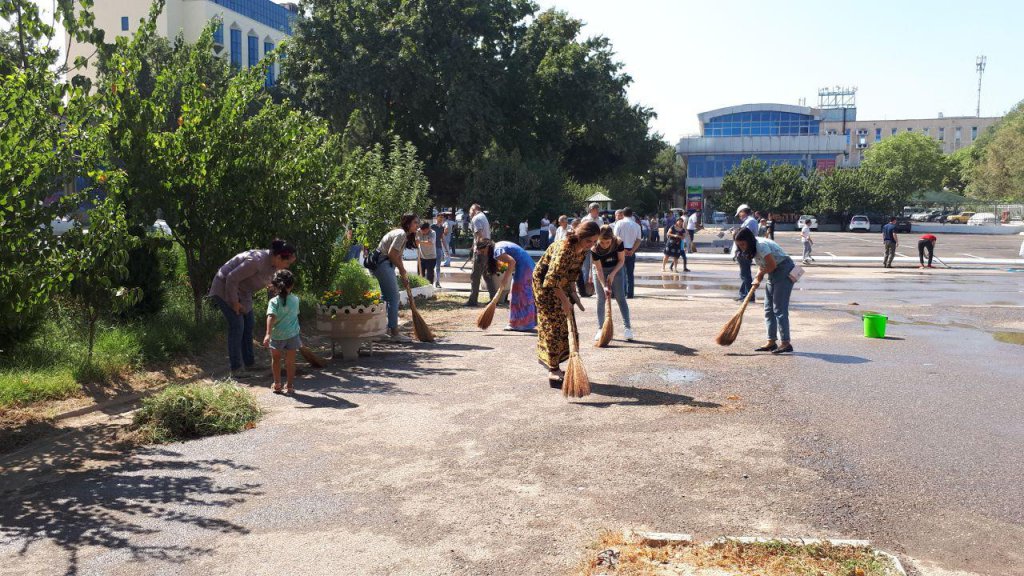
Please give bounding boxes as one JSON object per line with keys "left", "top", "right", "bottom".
{"left": 67, "top": 0, "right": 297, "bottom": 86}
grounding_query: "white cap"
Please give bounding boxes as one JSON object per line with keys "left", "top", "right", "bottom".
{"left": 735, "top": 204, "right": 751, "bottom": 216}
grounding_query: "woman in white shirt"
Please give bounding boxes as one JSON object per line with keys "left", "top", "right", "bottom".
{"left": 553, "top": 215, "right": 569, "bottom": 242}
{"left": 734, "top": 227, "right": 796, "bottom": 355}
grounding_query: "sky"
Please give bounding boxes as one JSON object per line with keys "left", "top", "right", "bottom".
{"left": 26, "top": 0, "right": 1024, "bottom": 142}
{"left": 536, "top": 0, "right": 1024, "bottom": 141}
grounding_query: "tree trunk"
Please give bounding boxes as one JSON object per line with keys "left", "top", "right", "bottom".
{"left": 86, "top": 310, "right": 97, "bottom": 364}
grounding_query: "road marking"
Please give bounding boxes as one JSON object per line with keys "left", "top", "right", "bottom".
{"left": 825, "top": 252, "right": 836, "bottom": 257}
{"left": 896, "top": 252, "right": 908, "bottom": 257}
{"left": 962, "top": 253, "right": 984, "bottom": 259}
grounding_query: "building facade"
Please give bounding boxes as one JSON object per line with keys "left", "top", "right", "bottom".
{"left": 824, "top": 115, "right": 1002, "bottom": 165}
{"left": 67, "top": 0, "right": 297, "bottom": 86}
{"left": 675, "top": 103, "right": 848, "bottom": 193}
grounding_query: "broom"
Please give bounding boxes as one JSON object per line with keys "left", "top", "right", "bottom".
{"left": 563, "top": 307, "right": 591, "bottom": 398}
{"left": 476, "top": 285, "right": 508, "bottom": 330}
{"left": 254, "top": 338, "right": 326, "bottom": 368}
{"left": 715, "top": 284, "right": 758, "bottom": 346}
{"left": 405, "top": 283, "right": 435, "bottom": 342}
{"left": 596, "top": 287, "right": 613, "bottom": 348}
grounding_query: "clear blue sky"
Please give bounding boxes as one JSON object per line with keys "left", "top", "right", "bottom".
{"left": 537, "top": 0, "right": 1024, "bottom": 142}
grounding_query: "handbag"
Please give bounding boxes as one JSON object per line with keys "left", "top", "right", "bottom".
{"left": 363, "top": 248, "right": 383, "bottom": 272}
{"left": 788, "top": 263, "right": 805, "bottom": 283}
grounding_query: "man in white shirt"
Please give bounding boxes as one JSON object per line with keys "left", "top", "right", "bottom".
{"left": 518, "top": 218, "right": 529, "bottom": 248}
{"left": 553, "top": 215, "right": 568, "bottom": 242}
{"left": 734, "top": 204, "right": 759, "bottom": 302}
{"left": 686, "top": 210, "right": 699, "bottom": 253}
{"left": 800, "top": 219, "right": 814, "bottom": 264}
{"left": 539, "top": 214, "right": 551, "bottom": 248}
{"left": 577, "top": 203, "right": 605, "bottom": 297}
{"left": 614, "top": 207, "right": 642, "bottom": 299}
{"left": 467, "top": 204, "right": 497, "bottom": 306}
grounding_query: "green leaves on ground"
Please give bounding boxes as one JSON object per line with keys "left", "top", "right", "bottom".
{"left": 130, "top": 382, "right": 262, "bottom": 444}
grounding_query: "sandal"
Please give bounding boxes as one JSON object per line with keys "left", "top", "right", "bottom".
{"left": 284, "top": 385, "right": 295, "bottom": 394}
{"left": 772, "top": 344, "right": 794, "bottom": 355}
{"left": 271, "top": 383, "right": 283, "bottom": 394}
{"left": 548, "top": 370, "right": 564, "bottom": 389}
{"left": 755, "top": 342, "right": 778, "bottom": 352}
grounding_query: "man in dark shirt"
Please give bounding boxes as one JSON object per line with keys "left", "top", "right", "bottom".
{"left": 881, "top": 217, "right": 899, "bottom": 268}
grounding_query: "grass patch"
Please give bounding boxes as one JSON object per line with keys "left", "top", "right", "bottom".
{"left": 576, "top": 531, "right": 902, "bottom": 576}
{"left": 0, "top": 368, "right": 78, "bottom": 407}
{"left": 129, "top": 381, "right": 262, "bottom": 444}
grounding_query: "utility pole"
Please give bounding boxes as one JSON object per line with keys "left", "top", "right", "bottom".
{"left": 976, "top": 55, "right": 986, "bottom": 117}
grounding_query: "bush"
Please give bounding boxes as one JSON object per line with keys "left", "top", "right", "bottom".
{"left": 0, "top": 369, "right": 78, "bottom": 408}
{"left": 323, "top": 259, "right": 382, "bottom": 308}
{"left": 130, "top": 381, "right": 262, "bottom": 443}
{"left": 121, "top": 231, "right": 174, "bottom": 318}
{"left": 407, "top": 274, "right": 430, "bottom": 288}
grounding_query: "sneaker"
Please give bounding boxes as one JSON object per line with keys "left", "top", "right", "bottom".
{"left": 624, "top": 328, "right": 634, "bottom": 341}
{"left": 593, "top": 331, "right": 602, "bottom": 341}
{"left": 464, "top": 301, "right": 479, "bottom": 308}
{"left": 389, "top": 333, "right": 413, "bottom": 343}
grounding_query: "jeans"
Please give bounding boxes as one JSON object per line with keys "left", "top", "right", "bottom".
{"left": 624, "top": 254, "right": 636, "bottom": 298}
{"left": 737, "top": 253, "right": 753, "bottom": 299}
{"left": 918, "top": 240, "right": 934, "bottom": 266}
{"left": 883, "top": 241, "right": 897, "bottom": 267}
{"left": 468, "top": 249, "right": 497, "bottom": 305}
{"left": 373, "top": 260, "right": 401, "bottom": 330}
{"left": 519, "top": 235, "right": 528, "bottom": 247}
{"left": 421, "top": 258, "right": 436, "bottom": 284}
{"left": 539, "top": 230, "right": 549, "bottom": 248}
{"left": 596, "top": 268, "right": 631, "bottom": 329}
{"left": 213, "top": 295, "right": 254, "bottom": 371}
{"left": 765, "top": 258, "right": 795, "bottom": 342}
{"left": 802, "top": 242, "right": 812, "bottom": 261}
{"left": 577, "top": 252, "right": 593, "bottom": 296}
{"left": 444, "top": 237, "right": 452, "bottom": 266}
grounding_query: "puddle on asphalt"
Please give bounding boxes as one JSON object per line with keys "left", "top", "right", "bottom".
{"left": 841, "top": 310, "right": 977, "bottom": 329}
{"left": 630, "top": 366, "right": 704, "bottom": 385}
{"left": 993, "top": 332, "right": 1024, "bottom": 346}
{"left": 634, "top": 280, "right": 736, "bottom": 291}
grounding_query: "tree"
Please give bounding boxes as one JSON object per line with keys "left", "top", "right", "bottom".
{"left": 805, "top": 168, "right": 873, "bottom": 227}
{"left": 718, "top": 158, "right": 771, "bottom": 214}
{"left": 860, "top": 132, "right": 946, "bottom": 214}
{"left": 971, "top": 106, "right": 1024, "bottom": 201}
{"left": 763, "top": 163, "right": 807, "bottom": 214}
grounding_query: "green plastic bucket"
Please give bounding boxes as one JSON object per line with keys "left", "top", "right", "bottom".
{"left": 863, "top": 314, "right": 888, "bottom": 338}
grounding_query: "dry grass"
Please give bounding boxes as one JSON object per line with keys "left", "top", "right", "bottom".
{"left": 575, "top": 531, "right": 902, "bottom": 576}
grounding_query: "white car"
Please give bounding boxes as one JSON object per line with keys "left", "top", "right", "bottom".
{"left": 50, "top": 217, "right": 75, "bottom": 235}
{"left": 849, "top": 215, "right": 871, "bottom": 232}
{"left": 967, "top": 212, "right": 997, "bottom": 226}
{"left": 798, "top": 215, "right": 818, "bottom": 231}
{"left": 712, "top": 211, "right": 727, "bottom": 224}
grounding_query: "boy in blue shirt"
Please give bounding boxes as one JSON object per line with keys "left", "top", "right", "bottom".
{"left": 881, "top": 217, "right": 899, "bottom": 268}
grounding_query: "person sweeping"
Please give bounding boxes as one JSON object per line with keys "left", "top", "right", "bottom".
{"left": 732, "top": 227, "right": 797, "bottom": 354}
{"left": 475, "top": 239, "right": 536, "bottom": 331}
{"left": 918, "top": 234, "right": 937, "bottom": 269}
{"left": 533, "top": 221, "right": 600, "bottom": 388}
{"left": 591, "top": 225, "right": 633, "bottom": 343}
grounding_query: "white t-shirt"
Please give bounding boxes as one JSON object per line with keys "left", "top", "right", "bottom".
{"left": 614, "top": 219, "right": 642, "bottom": 250}
{"left": 801, "top": 225, "right": 811, "bottom": 243}
{"left": 378, "top": 228, "right": 409, "bottom": 255}
{"left": 554, "top": 226, "right": 568, "bottom": 242}
{"left": 471, "top": 212, "right": 490, "bottom": 240}
{"left": 519, "top": 222, "right": 528, "bottom": 236}
{"left": 687, "top": 213, "right": 698, "bottom": 231}
{"left": 580, "top": 213, "right": 604, "bottom": 226}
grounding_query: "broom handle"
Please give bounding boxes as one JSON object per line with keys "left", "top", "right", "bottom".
{"left": 566, "top": 309, "right": 579, "bottom": 354}
{"left": 738, "top": 283, "right": 757, "bottom": 314}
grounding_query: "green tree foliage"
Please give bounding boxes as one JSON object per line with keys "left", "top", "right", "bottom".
{"left": 970, "top": 102, "right": 1024, "bottom": 201}
{"left": 943, "top": 146, "right": 974, "bottom": 194}
{"left": 718, "top": 158, "right": 772, "bottom": 214}
{"left": 805, "top": 168, "right": 873, "bottom": 226}
{"left": 860, "top": 132, "right": 946, "bottom": 214}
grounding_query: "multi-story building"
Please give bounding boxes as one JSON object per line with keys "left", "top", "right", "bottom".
{"left": 825, "top": 115, "right": 1002, "bottom": 165}
{"left": 66, "top": 0, "right": 298, "bottom": 87}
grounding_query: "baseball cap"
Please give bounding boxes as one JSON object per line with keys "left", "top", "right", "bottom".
{"left": 735, "top": 203, "right": 751, "bottom": 216}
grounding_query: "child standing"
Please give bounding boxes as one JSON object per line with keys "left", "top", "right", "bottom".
{"left": 262, "top": 269, "right": 300, "bottom": 394}
{"left": 801, "top": 219, "right": 814, "bottom": 264}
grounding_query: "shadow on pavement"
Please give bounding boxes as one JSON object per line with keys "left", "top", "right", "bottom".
{"left": 628, "top": 339, "right": 697, "bottom": 356}
{"left": 582, "top": 382, "right": 721, "bottom": 409}
{"left": 791, "top": 352, "right": 871, "bottom": 364}
{"left": 307, "top": 348, "right": 465, "bottom": 396}
{"left": 0, "top": 425, "right": 259, "bottom": 576}
{"left": 287, "top": 390, "right": 359, "bottom": 410}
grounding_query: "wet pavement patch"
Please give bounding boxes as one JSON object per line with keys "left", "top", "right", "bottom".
{"left": 630, "top": 366, "right": 704, "bottom": 385}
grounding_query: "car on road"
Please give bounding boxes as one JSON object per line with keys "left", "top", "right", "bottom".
{"left": 712, "top": 211, "right": 727, "bottom": 224}
{"left": 967, "top": 212, "right": 997, "bottom": 226}
{"left": 798, "top": 215, "right": 818, "bottom": 231}
{"left": 894, "top": 216, "right": 913, "bottom": 233}
{"left": 849, "top": 215, "right": 871, "bottom": 232}
{"left": 912, "top": 210, "right": 943, "bottom": 222}
{"left": 946, "top": 211, "right": 976, "bottom": 224}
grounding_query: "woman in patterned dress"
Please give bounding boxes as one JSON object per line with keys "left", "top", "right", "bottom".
{"left": 476, "top": 239, "right": 536, "bottom": 331}
{"left": 532, "top": 221, "right": 601, "bottom": 387}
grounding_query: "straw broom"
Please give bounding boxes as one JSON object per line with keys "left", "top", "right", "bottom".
{"left": 596, "top": 288, "right": 613, "bottom": 348}
{"left": 405, "top": 284, "right": 435, "bottom": 342}
{"left": 255, "top": 338, "right": 327, "bottom": 368}
{"left": 715, "top": 284, "right": 757, "bottom": 346}
{"left": 476, "top": 285, "right": 508, "bottom": 330}
{"left": 563, "top": 307, "right": 590, "bottom": 398}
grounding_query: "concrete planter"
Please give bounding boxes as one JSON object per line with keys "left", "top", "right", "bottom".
{"left": 316, "top": 304, "right": 388, "bottom": 360}
{"left": 399, "top": 284, "right": 436, "bottom": 305}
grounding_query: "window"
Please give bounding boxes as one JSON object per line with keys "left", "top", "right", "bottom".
{"left": 938, "top": 127, "right": 945, "bottom": 141}
{"left": 923, "top": 127, "right": 929, "bottom": 136}
{"left": 875, "top": 128, "right": 881, "bottom": 142}
{"left": 247, "top": 35, "right": 258, "bottom": 68}
{"left": 907, "top": 127, "right": 913, "bottom": 132}
{"left": 264, "top": 41, "right": 275, "bottom": 86}
{"left": 230, "top": 28, "right": 242, "bottom": 69}
{"left": 121, "top": 16, "right": 129, "bottom": 31}
{"left": 955, "top": 127, "right": 962, "bottom": 140}
{"left": 213, "top": 21, "right": 224, "bottom": 44}
{"left": 971, "top": 126, "right": 978, "bottom": 140}
{"left": 891, "top": 127, "right": 897, "bottom": 136}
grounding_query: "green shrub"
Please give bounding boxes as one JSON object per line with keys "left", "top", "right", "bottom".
{"left": 131, "top": 381, "right": 262, "bottom": 444}
{"left": 120, "top": 232, "right": 174, "bottom": 318}
{"left": 406, "top": 274, "right": 430, "bottom": 288}
{"left": 0, "top": 368, "right": 79, "bottom": 407}
{"left": 324, "top": 259, "right": 382, "bottom": 308}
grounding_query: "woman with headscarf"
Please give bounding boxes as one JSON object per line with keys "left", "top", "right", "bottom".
{"left": 533, "top": 221, "right": 600, "bottom": 387}
{"left": 476, "top": 239, "right": 536, "bottom": 331}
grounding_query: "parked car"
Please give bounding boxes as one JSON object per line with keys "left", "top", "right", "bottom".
{"left": 912, "top": 210, "right": 942, "bottom": 222}
{"left": 50, "top": 216, "right": 75, "bottom": 236}
{"left": 712, "top": 211, "right": 727, "bottom": 225}
{"left": 946, "top": 211, "right": 975, "bottom": 224}
{"left": 849, "top": 215, "right": 871, "bottom": 232}
{"left": 967, "top": 212, "right": 997, "bottom": 226}
{"left": 798, "top": 215, "right": 818, "bottom": 231}
{"left": 894, "top": 217, "right": 913, "bottom": 233}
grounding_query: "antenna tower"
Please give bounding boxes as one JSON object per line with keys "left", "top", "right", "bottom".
{"left": 975, "top": 55, "right": 986, "bottom": 117}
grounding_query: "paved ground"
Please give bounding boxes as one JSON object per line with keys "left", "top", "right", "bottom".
{"left": 1, "top": 263, "right": 1022, "bottom": 575}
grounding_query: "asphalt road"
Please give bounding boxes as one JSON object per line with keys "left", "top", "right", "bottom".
{"left": 1, "top": 264, "right": 1022, "bottom": 575}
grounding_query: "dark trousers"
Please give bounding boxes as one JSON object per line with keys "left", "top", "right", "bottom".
{"left": 624, "top": 254, "right": 636, "bottom": 298}
{"left": 468, "top": 250, "right": 497, "bottom": 305}
{"left": 421, "top": 258, "right": 436, "bottom": 283}
{"left": 213, "top": 295, "right": 254, "bottom": 371}
{"left": 540, "top": 230, "right": 549, "bottom": 248}
{"left": 576, "top": 252, "right": 593, "bottom": 297}
{"left": 738, "top": 254, "right": 754, "bottom": 300}
{"left": 918, "top": 240, "right": 934, "bottom": 266}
